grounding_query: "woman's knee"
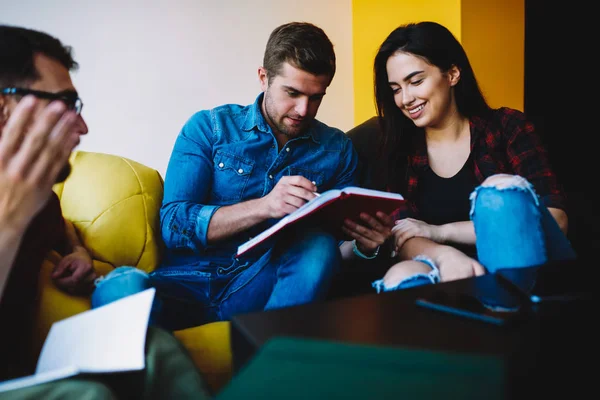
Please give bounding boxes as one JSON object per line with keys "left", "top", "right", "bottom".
{"left": 480, "top": 173, "right": 531, "bottom": 190}
{"left": 372, "top": 259, "right": 438, "bottom": 293}
{"left": 470, "top": 174, "right": 539, "bottom": 220}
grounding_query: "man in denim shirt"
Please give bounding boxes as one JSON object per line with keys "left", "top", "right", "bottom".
{"left": 149, "top": 22, "right": 359, "bottom": 330}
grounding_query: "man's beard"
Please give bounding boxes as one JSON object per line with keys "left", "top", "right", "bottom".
{"left": 263, "top": 93, "right": 307, "bottom": 138}
{"left": 55, "top": 163, "right": 72, "bottom": 183}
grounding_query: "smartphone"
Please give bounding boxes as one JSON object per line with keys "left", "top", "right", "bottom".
{"left": 415, "top": 290, "right": 524, "bottom": 326}
{"left": 495, "top": 260, "right": 594, "bottom": 304}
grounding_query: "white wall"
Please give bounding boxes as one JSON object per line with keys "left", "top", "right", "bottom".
{"left": 0, "top": 0, "right": 354, "bottom": 176}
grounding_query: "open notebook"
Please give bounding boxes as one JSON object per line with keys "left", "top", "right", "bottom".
{"left": 0, "top": 288, "right": 155, "bottom": 393}
{"left": 236, "top": 186, "right": 405, "bottom": 257}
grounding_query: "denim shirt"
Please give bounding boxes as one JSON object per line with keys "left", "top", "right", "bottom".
{"left": 160, "top": 93, "right": 358, "bottom": 266}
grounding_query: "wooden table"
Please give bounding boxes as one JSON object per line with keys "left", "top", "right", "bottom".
{"left": 230, "top": 272, "right": 595, "bottom": 398}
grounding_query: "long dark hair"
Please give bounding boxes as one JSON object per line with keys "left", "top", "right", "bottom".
{"left": 373, "top": 21, "right": 490, "bottom": 193}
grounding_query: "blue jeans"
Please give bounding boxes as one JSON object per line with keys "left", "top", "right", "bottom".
{"left": 147, "top": 228, "right": 340, "bottom": 330}
{"left": 374, "top": 175, "right": 576, "bottom": 292}
{"left": 91, "top": 266, "right": 163, "bottom": 325}
{"left": 471, "top": 178, "right": 576, "bottom": 272}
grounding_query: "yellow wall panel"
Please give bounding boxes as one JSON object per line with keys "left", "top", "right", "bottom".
{"left": 352, "top": 0, "right": 524, "bottom": 125}
{"left": 352, "top": 0, "right": 462, "bottom": 125}
{"left": 462, "top": 0, "right": 524, "bottom": 111}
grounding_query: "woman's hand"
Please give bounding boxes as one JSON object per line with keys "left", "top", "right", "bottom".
{"left": 392, "top": 218, "right": 444, "bottom": 251}
{"left": 342, "top": 211, "right": 394, "bottom": 255}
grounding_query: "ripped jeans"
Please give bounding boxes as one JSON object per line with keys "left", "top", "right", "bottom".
{"left": 373, "top": 174, "right": 577, "bottom": 293}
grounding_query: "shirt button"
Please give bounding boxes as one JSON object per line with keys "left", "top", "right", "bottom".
{"left": 269, "top": 175, "right": 273, "bottom": 179}
{"left": 218, "top": 162, "right": 224, "bottom": 168}
{"left": 238, "top": 168, "right": 244, "bottom": 174}
{"left": 285, "top": 148, "right": 290, "bottom": 152}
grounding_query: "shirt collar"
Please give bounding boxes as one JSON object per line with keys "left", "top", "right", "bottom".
{"left": 241, "top": 92, "right": 320, "bottom": 144}
{"left": 242, "top": 93, "right": 270, "bottom": 133}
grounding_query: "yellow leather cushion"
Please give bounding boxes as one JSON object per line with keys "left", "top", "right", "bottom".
{"left": 40, "top": 151, "right": 233, "bottom": 394}
{"left": 35, "top": 150, "right": 165, "bottom": 351}
{"left": 53, "top": 151, "right": 164, "bottom": 273}
{"left": 175, "top": 322, "right": 233, "bottom": 394}
{"left": 33, "top": 250, "right": 115, "bottom": 356}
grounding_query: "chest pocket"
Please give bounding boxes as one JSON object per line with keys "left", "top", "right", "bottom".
{"left": 212, "top": 151, "right": 254, "bottom": 203}
{"left": 285, "top": 167, "right": 325, "bottom": 191}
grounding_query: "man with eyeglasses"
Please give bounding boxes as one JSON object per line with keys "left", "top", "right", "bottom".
{"left": 0, "top": 26, "right": 211, "bottom": 399}
{"left": 1, "top": 88, "right": 83, "bottom": 115}
{"left": 0, "top": 24, "right": 95, "bottom": 376}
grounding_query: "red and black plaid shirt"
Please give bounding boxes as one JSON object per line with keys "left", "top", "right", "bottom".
{"left": 391, "top": 107, "right": 566, "bottom": 220}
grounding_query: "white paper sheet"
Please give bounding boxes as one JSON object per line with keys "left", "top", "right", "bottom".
{"left": 0, "top": 288, "right": 155, "bottom": 393}
{"left": 0, "top": 366, "right": 79, "bottom": 393}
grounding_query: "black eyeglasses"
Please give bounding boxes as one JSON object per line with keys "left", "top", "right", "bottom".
{"left": 1, "top": 87, "right": 83, "bottom": 115}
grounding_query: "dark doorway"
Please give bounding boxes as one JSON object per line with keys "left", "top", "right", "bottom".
{"left": 525, "top": 0, "right": 596, "bottom": 258}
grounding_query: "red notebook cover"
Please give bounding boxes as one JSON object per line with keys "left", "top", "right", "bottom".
{"left": 236, "top": 187, "right": 405, "bottom": 257}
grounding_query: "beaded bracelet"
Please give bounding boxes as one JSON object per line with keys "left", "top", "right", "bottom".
{"left": 352, "top": 240, "right": 380, "bottom": 260}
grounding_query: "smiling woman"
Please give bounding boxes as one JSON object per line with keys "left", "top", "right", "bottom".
{"left": 356, "top": 21, "right": 576, "bottom": 293}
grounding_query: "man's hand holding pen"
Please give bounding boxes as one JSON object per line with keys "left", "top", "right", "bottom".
{"left": 259, "top": 175, "right": 319, "bottom": 219}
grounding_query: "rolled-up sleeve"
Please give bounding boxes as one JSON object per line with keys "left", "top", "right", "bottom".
{"left": 160, "top": 110, "right": 220, "bottom": 251}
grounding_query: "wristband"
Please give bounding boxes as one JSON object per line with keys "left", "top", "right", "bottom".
{"left": 352, "top": 240, "right": 380, "bottom": 260}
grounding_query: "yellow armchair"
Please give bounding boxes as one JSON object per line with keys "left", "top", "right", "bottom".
{"left": 34, "top": 150, "right": 232, "bottom": 394}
